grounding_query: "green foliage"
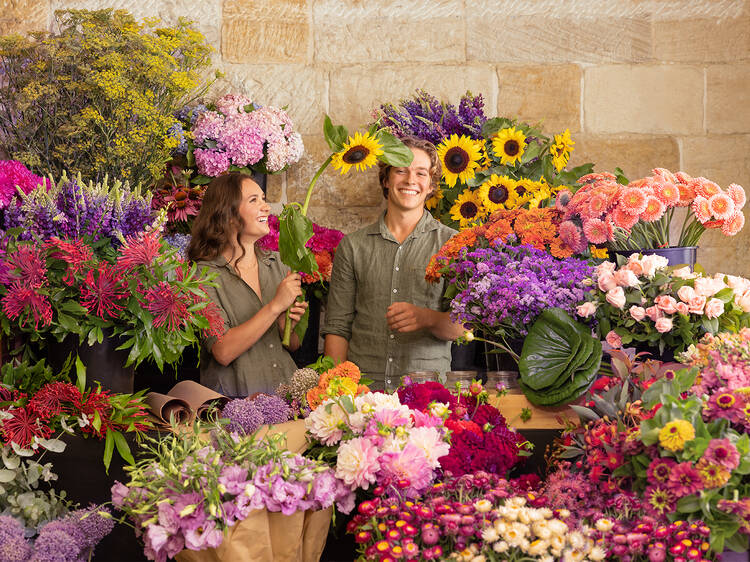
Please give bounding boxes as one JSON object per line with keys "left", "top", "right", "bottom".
{"left": 0, "top": 9, "right": 212, "bottom": 188}
{"left": 1, "top": 356, "right": 74, "bottom": 396}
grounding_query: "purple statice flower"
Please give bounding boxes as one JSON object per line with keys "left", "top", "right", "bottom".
{"left": 375, "top": 90, "right": 487, "bottom": 145}
{"left": 447, "top": 242, "right": 593, "bottom": 337}
{"left": 163, "top": 233, "right": 191, "bottom": 260}
{"left": 252, "top": 394, "right": 291, "bottom": 425}
{"left": 176, "top": 103, "right": 209, "bottom": 126}
{"left": 32, "top": 528, "right": 81, "bottom": 562}
{"left": 168, "top": 122, "right": 189, "bottom": 155}
{"left": 0, "top": 160, "right": 46, "bottom": 209}
{"left": 222, "top": 399, "right": 263, "bottom": 434}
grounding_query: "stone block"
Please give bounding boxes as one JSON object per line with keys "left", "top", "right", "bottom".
{"left": 48, "top": 0, "right": 222, "bottom": 50}
{"left": 653, "top": 17, "right": 750, "bottom": 63}
{"left": 286, "top": 135, "right": 383, "bottom": 208}
{"left": 265, "top": 173, "right": 283, "bottom": 203}
{"left": 567, "top": 134, "right": 680, "bottom": 181}
{"left": 312, "top": 0, "right": 464, "bottom": 63}
{"left": 222, "top": 0, "right": 309, "bottom": 63}
{"left": 707, "top": 64, "right": 750, "bottom": 134}
{"left": 696, "top": 234, "right": 750, "bottom": 278}
{"left": 496, "top": 64, "right": 581, "bottom": 133}
{"left": 584, "top": 65, "right": 704, "bottom": 134}
{"left": 1, "top": 0, "right": 49, "bottom": 35}
{"left": 681, "top": 134, "right": 750, "bottom": 192}
{"left": 329, "top": 64, "right": 497, "bottom": 132}
{"left": 307, "top": 204, "right": 386, "bottom": 235}
{"left": 211, "top": 64, "right": 326, "bottom": 135}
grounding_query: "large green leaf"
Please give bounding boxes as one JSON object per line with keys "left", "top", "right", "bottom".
{"left": 323, "top": 115, "right": 348, "bottom": 151}
{"left": 277, "top": 205, "right": 319, "bottom": 276}
{"left": 377, "top": 131, "right": 414, "bottom": 167}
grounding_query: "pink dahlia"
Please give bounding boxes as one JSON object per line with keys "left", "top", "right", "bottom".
{"left": 335, "top": 436, "right": 380, "bottom": 490}
{"left": 378, "top": 442, "right": 434, "bottom": 497}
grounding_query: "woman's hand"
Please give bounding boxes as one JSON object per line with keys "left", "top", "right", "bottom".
{"left": 270, "top": 272, "right": 303, "bottom": 314}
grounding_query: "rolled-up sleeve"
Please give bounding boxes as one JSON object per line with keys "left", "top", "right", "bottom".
{"left": 321, "top": 236, "right": 356, "bottom": 340}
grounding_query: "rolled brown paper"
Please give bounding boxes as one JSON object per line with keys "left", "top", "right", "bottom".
{"left": 144, "top": 393, "right": 192, "bottom": 425}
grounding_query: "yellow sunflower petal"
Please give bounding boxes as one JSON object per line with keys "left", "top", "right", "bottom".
{"left": 491, "top": 127, "right": 527, "bottom": 166}
{"left": 449, "top": 190, "right": 487, "bottom": 228}
{"left": 550, "top": 128, "right": 575, "bottom": 172}
{"left": 436, "top": 134, "right": 482, "bottom": 187}
{"left": 331, "top": 131, "right": 384, "bottom": 175}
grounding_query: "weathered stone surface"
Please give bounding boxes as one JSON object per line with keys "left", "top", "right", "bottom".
{"left": 584, "top": 65, "right": 704, "bottom": 134}
{"left": 48, "top": 0, "right": 222, "bottom": 49}
{"left": 696, "top": 233, "right": 750, "bottom": 278}
{"left": 265, "top": 173, "right": 283, "bottom": 203}
{"left": 286, "top": 135, "right": 383, "bottom": 208}
{"left": 329, "top": 64, "right": 497, "bottom": 131}
{"left": 681, "top": 134, "right": 750, "bottom": 191}
{"left": 222, "top": 0, "right": 309, "bottom": 63}
{"left": 567, "top": 134, "right": 680, "bottom": 180}
{"left": 211, "top": 64, "right": 327, "bottom": 135}
{"left": 706, "top": 64, "right": 750, "bottom": 134}
{"left": 1, "top": 0, "right": 49, "bottom": 35}
{"left": 653, "top": 17, "right": 750, "bottom": 63}
{"left": 307, "top": 204, "right": 386, "bottom": 235}
{"left": 312, "top": 0, "right": 464, "bottom": 63}
{"left": 497, "top": 64, "right": 581, "bottom": 133}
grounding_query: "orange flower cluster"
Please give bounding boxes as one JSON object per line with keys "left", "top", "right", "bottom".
{"left": 301, "top": 250, "right": 334, "bottom": 284}
{"left": 425, "top": 208, "right": 573, "bottom": 282}
{"left": 305, "top": 360, "right": 369, "bottom": 410}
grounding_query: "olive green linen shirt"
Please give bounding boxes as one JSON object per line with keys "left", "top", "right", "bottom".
{"left": 322, "top": 210, "right": 457, "bottom": 389}
{"left": 198, "top": 252, "right": 297, "bottom": 397}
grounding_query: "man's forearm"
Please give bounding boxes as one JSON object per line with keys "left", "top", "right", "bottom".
{"left": 324, "top": 334, "right": 349, "bottom": 363}
{"left": 427, "top": 309, "right": 464, "bottom": 341}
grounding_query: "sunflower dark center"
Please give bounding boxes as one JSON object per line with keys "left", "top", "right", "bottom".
{"left": 343, "top": 146, "right": 368, "bottom": 164}
{"left": 515, "top": 185, "right": 526, "bottom": 196}
{"left": 445, "top": 147, "right": 469, "bottom": 173}
{"left": 504, "top": 140, "right": 520, "bottom": 156}
{"left": 488, "top": 184, "right": 509, "bottom": 204}
{"left": 460, "top": 202, "right": 478, "bottom": 218}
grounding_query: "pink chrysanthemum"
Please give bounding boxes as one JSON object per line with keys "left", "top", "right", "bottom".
{"left": 703, "top": 438, "right": 740, "bottom": 470}
{"left": 144, "top": 281, "right": 192, "bottom": 331}
{"left": 582, "top": 218, "right": 610, "bottom": 244}
{"left": 2, "top": 245, "right": 47, "bottom": 287}
{"left": 641, "top": 196, "right": 666, "bottom": 222}
{"left": 611, "top": 206, "right": 640, "bottom": 230}
{"left": 587, "top": 193, "right": 608, "bottom": 217}
{"left": 619, "top": 188, "right": 649, "bottom": 215}
{"left": 708, "top": 192, "right": 736, "bottom": 220}
{"left": 45, "top": 238, "right": 93, "bottom": 286}
{"left": 80, "top": 265, "right": 129, "bottom": 319}
{"left": 721, "top": 211, "right": 745, "bottom": 236}
{"left": 692, "top": 196, "right": 712, "bottom": 223}
{"left": 666, "top": 462, "right": 704, "bottom": 498}
{"left": 692, "top": 177, "right": 721, "bottom": 199}
{"left": 653, "top": 181, "right": 680, "bottom": 207}
{"left": 1, "top": 282, "right": 53, "bottom": 329}
{"left": 117, "top": 232, "right": 162, "bottom": 272}
{"left": 728, "top": 183, "right": 747, "bottom": 209}
{"left": 646, "top": 457, "right": 677, "bottom": 485}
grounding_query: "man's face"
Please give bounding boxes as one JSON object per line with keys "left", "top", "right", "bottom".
{"left": 384, "top": 148, "right": 433, "bottom": 212}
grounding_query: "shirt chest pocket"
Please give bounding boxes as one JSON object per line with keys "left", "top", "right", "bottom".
{"left": 406, "top": 265, "right": 444, "bottom": 308}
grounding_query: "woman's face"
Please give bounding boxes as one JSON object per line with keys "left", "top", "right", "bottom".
{"left": 236, "top": 178, "right": 270, "bottom": 241}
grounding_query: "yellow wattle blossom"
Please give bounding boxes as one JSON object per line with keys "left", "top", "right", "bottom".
{"left": 658, "top": 419, "right": 695, "bottom": 451}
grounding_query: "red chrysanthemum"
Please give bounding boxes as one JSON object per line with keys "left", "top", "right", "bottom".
{"left": 27, "top": 382, "right": 82, "bottom": 420}
{"left": 80, "top": 265, "right": 129, "bottom": 319}
{"left": 45, "top": 238, "right": 94, "bottom": 286}
{"left": 116, "top": 232, "right": 162, "bottom": 272}
{"left": 1, "top": 282, "right": 53, "bottom": 329}
{"left": 0, "top": 406, "right": 53, "bottom": 446}
{"left": 3, "top": 245, "right": 47, "bottom": 287}
{"left": 144, "top": 281, "right": 191, "bottom": 331}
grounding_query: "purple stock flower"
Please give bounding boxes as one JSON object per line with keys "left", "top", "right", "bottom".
{"left": 252, "top": 394, "right": 291, "bottom": 425}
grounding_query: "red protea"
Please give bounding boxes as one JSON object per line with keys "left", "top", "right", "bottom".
{"left": 0, "top": 406, "right": 53, "bottom": 446}
{"left": 144, "top": 281, "right": 191, "bottom": 331}
{"left": 45, "top": 237, "right": 94, "bottom": 285}
{"left": 116, "top": 231, "right": 162, "bottom": 272}
{"left": 1, "top": 282, "right": 53, "bottom": 329}
{"left": 80, "top": 264, "right": 129, "bottom": 319}
{"left": 27, "top": 382, "right": 82, "bottom": 420}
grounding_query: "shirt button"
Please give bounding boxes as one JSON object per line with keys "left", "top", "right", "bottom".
{"left": 386, "top": 379, "right": 391, "bottom": 384}
{"left": 388, "top": 357, "right": 393, "bottom": 362}
{"left": 272, "top": 363, "right": 277, "bottom": 368}
{"left": 393, "top": 288, "right": 397, "bottom": 293}
{"left": 395, "top": 266, "right": 400, "bottom": 271}
{"left": 269, "top": 344, "right": 274, "bottom": 348}
{"left": 389, "top": 334, "right": 394, "bottom": 339}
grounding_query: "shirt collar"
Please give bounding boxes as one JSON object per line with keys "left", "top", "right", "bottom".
{"left": 211, "top": 249, "right": 275, "bottom": 269}
{"left": 370, "top": 209, "right": 438, "bottom": 242}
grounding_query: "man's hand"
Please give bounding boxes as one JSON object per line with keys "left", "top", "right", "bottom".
{"left": 386, "top": 302, "right": 434, "bottom": 333}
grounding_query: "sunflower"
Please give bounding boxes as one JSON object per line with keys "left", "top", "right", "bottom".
{"left": 550, "top": 129, "right": 575, "bottom": 171}
{"left": 478, "top": 174, "right": 519, "bottom": 212}
{"left": 449, "top": 190, "right": 487, "bottom": 228}
{"left": 436, "top": 134, "right": 482, "bottom": 187}
{"left": 425, "top": 186, "right": 444, "bottom": 211}
{"left": 491, "top": 127, "right": 527, "bottom": 166}
{"left": 331, "top": 131, "right": 383, "bottom": 174}
{"left": 475, "top": 140, "right": 491, "bottom": 172}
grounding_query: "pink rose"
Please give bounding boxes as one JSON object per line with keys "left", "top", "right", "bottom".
{"left": 629, "top": 306, "right": 646, "bottom": 321}
{"left": 677, "top": 285, "right": 696, "bottom": 303}
{"left": 675, "top": 302, "right": 689, "bottom": 315}
{"left": 688, "top": 295, "right": 707, "bottom": 315}
{"left": 704, "top": 298, "right": 724, "bottom": 319}
{"left": 614, "top": 269, "right": 640, "bottom": 288}
{"left": 625, "top": 256, "right": 644, "bottom": 277}
{"left": 577, "top": 302, "right": 597, "bottom": 318}
{"left": 694, "top": 277, "right": 720, "bottom": 297}
{"left": 598, "top": 272, "right": 617, "bottom": 292}
{"left": 646, "top": 305, "right": 664, "bottom": 322}
{"left": 735, "top": 288, "right": 750, "bottom": 313}
{"left": 726, "top": 275, "right": 750, "bottom": 293}
{"left": 640, "top": 255, "right": 668, "bottom": 278}
{"left": 595, "top": 261, "right": 616, "bottom": 276}
{"left": 655, "top": 295, "right": 678, "bottom": 314}
{"left": 605, "top": 330, "right": 622, "bottom": 349}
{"left": 605, "top": 286, "right": 626, "bottom": 309}
{"left": 655, "top": 317, "right": 673, "bottom": 333}
{"left": 673, "top": 266, "right": 696, "bottom": 279}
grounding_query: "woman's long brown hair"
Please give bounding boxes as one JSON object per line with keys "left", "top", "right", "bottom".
{"left": 187, "top": 172, "right": 254, "bottom": 264}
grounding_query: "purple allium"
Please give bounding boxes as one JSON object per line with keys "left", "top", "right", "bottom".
{"left": 163, "top": 233, "right": 191, "bottom": 260}
{"left": 38, "top": 518, "right": 86, "bottom": 548}
{"left": 68, "top": 507, "right": 115, "bottom": 548}
{"left": 0, "top": 515, "right": 25, "bottom": 542}
{"left": 252, "top": 394, "right": 292, "bottom": 425}
{"left": 0, "top": 535, "right": 31, "bottom": 562}
{"left": 221, "top": 399, "right": 263, "bottom": 434}
{"left": 32, "top": 528, "right": 81, "bottom": 562}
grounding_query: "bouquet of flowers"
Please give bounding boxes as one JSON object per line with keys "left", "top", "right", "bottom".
{"left": 558, "top": 168, "right": 746, "bottom": 251}
{"left": 397, "top": 381, "right": 528, "bottom": 477}
{"left": 372, "top": 90, "right": 592, "bottom": 230}
{"left": 257, "top": 214, "right": 344, "bottom": 299}
{"left": 150, "top": 165, "right": 205, "bottom": 236}
{"left": 0, "top": 160, "right": 46, "bottom": 210}
{"left": 679, "top": 328, "right": 750, "bottom": 395}
{"left": 0, "top": 232, "right": 224, "bottom": 369}
{"left": 112, "top": 421, "right": 353, "bottom": 561}
{"left": 177, "top": 94, "right": 304, "bottom": 182}
{"left": 576, "top": 254, "right": 750, "bottom": 355}
{"left": 305, "top": 391, "right": 449, "bottom": 499}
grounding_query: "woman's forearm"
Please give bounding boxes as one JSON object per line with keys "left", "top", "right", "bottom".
{"left": 210, "top": 301, "right": 285, "bottom": 366}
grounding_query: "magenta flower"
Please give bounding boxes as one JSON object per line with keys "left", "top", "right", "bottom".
{"left": 378, "top": 442, "right": 433, "bottom": 497}
{"left": 117, "top": 232, "right": 162, "bottom": 271}
{"left": 1, "top": 244, "right": 47, "bottom": 287}
{"left": 646, "top": 457, "right": 677, "bottom": 485}
{"left": 667, "top": 462, "right": 704, "bottom": 498}
{"left": 79, "top": 264, "right": 129, "bottom": 319}
{"left": 642, "top": 485, "right": 676, "bottom": 518}
{"left": 703, "top": 438, "right": 740, "bottom": 470}
{"left": 704, "top": 388, "right": 746, "bottom": 424}
{"left": 0, "top": 160, "right": 46, "bottom": 208}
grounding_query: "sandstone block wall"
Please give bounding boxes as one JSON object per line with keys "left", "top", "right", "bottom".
{"left": 5, "top": 0, "right": 750, "bottom": 275}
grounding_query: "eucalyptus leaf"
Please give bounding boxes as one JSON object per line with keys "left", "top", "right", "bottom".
{"left": 0, "top": 469, "right": 16, "bottom": 483}
{"left": 37, "top": 438, "right": 67, "bottom": 453}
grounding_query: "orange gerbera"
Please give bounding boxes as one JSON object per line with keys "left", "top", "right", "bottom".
{"left": 692, "top": 197, "right": 712, "bottom": 223}
{"left": 728, "top": 184, "right": 747, "bottom": 208}
{"left": 642, "top": 196, "right": 667, "bottom": 222}
{"left": 587, "top": 193, "right": 608, "bottom": 217}
{"left": 611, "top": 206, "right": 640, "bottom": 230}
{"left": 708, "top": 193, "right": 736, "bottom": 220}
{"left": 692, "top": 177, "right": 721, "bottom": 199}
{"left": 619, "top": 188, "right": 648, "bottom": 215}
{"left": 676, "top": 182, "right": 696, "bottom": 207}
{"left": 582, "top": 218, "right": 610, "bottom": 244}
{"left": 654, "top": 181, "right": 680, "bottom": 206}
{"left": 721, "top": 211, "right": 745, "bottom": 236}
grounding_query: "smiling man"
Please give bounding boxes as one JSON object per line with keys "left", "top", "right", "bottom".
{"left": 322, "top": 136, "right": 464, "bottom": 390}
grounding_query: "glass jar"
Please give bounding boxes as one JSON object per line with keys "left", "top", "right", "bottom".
{"left": 444, "top": 370, "right": 478, "bottom": 391}
{"left": 405, "top": 371, "right": 440, "bottom": 384}
{"left": 485, "top": 370, "right": 522, "bottom": 394}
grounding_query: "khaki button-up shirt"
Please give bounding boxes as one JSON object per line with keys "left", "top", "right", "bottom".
{"left": 198, "top": 251, "right": 297, "bottom": 397}
{"left": 322, "top": 210, "right": 457, "bottom": 389}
